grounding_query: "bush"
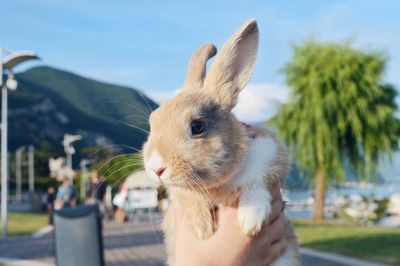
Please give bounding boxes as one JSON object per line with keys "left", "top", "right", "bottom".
{"left": 334, "top": 194, "right": 389, "bottom": 225}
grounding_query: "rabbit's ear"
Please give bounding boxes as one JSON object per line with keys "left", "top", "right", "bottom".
{"left": 183, "top": 43, "right": 217, "bottom": 91}
{"left": 204, "top": 19, "right": 259, "bottom": 111}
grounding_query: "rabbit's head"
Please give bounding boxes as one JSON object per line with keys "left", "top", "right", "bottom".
{"left": 143, "top": 19, "right": 259, "bottom": 189}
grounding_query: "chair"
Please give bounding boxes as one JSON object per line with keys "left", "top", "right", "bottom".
{"left": 54, "top": 204, "right": 105, "bottom": 266}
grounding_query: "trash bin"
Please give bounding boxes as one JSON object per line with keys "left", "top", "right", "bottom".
{"left": 54, "top": 204, "right": 104, "bottom": 266}
{"left": 30, "top": 192, "right": 43, "bottom": 212}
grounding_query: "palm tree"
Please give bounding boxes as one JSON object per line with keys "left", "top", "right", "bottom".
{"left": 274, "top": 41, "right": 399, "bottom": 220}
{"left": 93, "top": 152, "right": 144, "bottom": 186}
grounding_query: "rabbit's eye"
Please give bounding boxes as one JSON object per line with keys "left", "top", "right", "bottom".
{"left": 190, "top": 120, "right": 205, "bottom": 135}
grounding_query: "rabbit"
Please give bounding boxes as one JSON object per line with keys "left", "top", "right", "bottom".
{"left": 143, "top": 19, "right": 300, "bottom": 266}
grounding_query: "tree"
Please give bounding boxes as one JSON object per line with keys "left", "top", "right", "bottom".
{"left": 91, "top": 152, "right": 144, "bottom": 186}
{"left": 274, "top": 41, "right": 399, "bottom": 220}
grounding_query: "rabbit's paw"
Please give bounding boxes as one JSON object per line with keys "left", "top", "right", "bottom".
{"left": 238, "top": 188, "right": 271, "bottom": 237}
{"left": 190, "top": 209, "right": 215, "bottom": 240}
{"left": 186, "top": 204, "right": 215, "bottom": 240}
{"left": 238, "top": 204, "right": 269, "bottom": 236}
{"left": 191, "top": 216, "right": 215, "bottom": 240}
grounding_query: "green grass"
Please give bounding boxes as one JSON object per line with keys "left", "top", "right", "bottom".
{"left": 0, "top": 212, "right": 48, "bottom": 236}
{"left": 293, "top": 219, "right": 400, "bottom": 265}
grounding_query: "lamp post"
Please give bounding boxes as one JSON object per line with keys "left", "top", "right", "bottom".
{"left": 1, "top": 48, "right": 39, "bottom": 236}
{"left": 62, "top": 134, "right": 82, "bottom": 184}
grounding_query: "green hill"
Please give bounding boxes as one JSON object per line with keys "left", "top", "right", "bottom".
{"left": 8, "top": 66, "right": 158, "bottom": 155}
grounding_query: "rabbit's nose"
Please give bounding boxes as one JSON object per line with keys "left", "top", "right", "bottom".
{"left": 155, "top": 167, "right": 166, "bottom": 177}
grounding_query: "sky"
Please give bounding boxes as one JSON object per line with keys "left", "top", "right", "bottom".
{"left": 1, "top": 0, "right": 399, "bottom": 122}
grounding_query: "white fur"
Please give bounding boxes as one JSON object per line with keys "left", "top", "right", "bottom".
{"left": 145, "top": 150, "right": 170, "bottom": 182}
{"left": 232, "top": 136, "right": 277, "bottom": 236}
{"left": 238, "top": 187, "right": 271, "bottom": 235}
{"left": 232, "top": 137, "right": 277, "bottom": 187}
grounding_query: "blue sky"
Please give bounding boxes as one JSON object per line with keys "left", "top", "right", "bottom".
{"left": 1, "top": 0, "right": 399, "bottom": 121}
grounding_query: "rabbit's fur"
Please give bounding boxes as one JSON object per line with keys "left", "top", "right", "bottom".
{"left": 143, "top": 19, "right": 299, "bottom": 266}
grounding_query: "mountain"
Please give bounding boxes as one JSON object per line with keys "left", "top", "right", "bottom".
{"left": 7, "top": 66, "right": 158, "bottom": 156}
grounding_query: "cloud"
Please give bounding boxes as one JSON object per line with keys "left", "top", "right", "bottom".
{"left": 144, "top": 83, "right": 290, "bottom": 122}
{"left": 233, "top": 84, "right": 290, "bottom": 122}
{"left": 144, "top": 88, "right": 181, "bottom": 104}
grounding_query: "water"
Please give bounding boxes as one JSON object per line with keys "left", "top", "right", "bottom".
{"left": 285, "top": 181, "right": 400, "bottom": 226}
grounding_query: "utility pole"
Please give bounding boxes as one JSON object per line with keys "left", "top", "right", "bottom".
{"left": 80, "top": 159, "right": 90, "bottom": 201}
{"left": 28, "top": 145, "right": 34, "bottom": 193}
{"left": 15, "top": 147, "right": 25, "bottom": 202}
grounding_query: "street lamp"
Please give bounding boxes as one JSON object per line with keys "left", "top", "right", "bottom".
{"left": 62, "top": 134, "right": 82, "bottom": 184}
{"left": 1, "top": 48, "right": 39, "bottom": 237}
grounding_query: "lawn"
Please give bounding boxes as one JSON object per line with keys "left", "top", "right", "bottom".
{"left": 293, "top": 219, "right": 400, "bottom": 265}
{"left": 0, "top": 212, "right": 48, "bottom": 236}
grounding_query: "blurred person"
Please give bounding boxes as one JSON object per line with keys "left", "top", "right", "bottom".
{"left": 46, "top": 186, "right": 56, "bottom": 224}
{"left": 86, "top": 170, "right": 107, "bottom": 217}
{"left": 56, "top": 178, "right": 77, "bottom": 209}
{"left": 113, "top": 181, "right": 128, "bottom": 223}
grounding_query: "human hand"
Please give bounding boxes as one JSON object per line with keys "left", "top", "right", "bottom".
{"left": 174, "top": 181, "right": 288, "bottom": 266}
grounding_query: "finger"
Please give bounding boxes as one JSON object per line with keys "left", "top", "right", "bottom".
{"left": 265, "top": 214, "right": 287, "bottom": 244}
{"left": 268, "top": 180, "right": 281, "bottom": 201}
{"left": 268, "top": 195, "right": 284, "bottom": 224}
{"left": 262, "top": 237, "right": 288, "bottom": 266}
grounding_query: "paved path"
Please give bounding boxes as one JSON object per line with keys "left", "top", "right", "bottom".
{"left": 0, "top": 220, "right": 165, "bottom": 266}
{"left": 0, "top": 220, "right": 383, "bottom": 266}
